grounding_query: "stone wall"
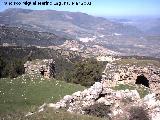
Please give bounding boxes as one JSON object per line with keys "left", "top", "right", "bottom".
{"left": 102, "top": 63, "right": 160, "bottom": 93}
{"left": 24, "top": 59, "right": 55, "bottom": 78}
{"left": 26, "top": 61, "right": 160, "bottom": 120}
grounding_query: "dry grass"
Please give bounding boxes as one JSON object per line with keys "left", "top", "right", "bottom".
{"left": 115, "top": 58, "right": 160, "bottom": 67}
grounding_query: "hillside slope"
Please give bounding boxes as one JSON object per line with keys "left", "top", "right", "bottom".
{"left": 0, "top": 25, "right": 69, "bottom": 46}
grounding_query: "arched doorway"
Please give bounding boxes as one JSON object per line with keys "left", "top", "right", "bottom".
{"left": 135, "top": 74, "right": 149, "bottom": 87}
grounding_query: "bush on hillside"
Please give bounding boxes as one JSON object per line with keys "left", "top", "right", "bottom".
{"left": 129, "top": 106, "right": 150, "bottom": 120}
{"left": 72, "top": 58, "right": 106, "bottom": 86}
{"left": 83, "top": 103, "right": 111, "bottom": 119}
{"left": 0, "top": 56, "right": 25, "bottom": 78}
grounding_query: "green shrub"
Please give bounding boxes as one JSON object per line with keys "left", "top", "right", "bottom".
{"left": 83, "top": 103, "right": 111, "bottom": 119}
{"left": 121, "top": 97, "right": 133, "bottom": 105}
{"left": 0, "top": 56, "right": 25, "bottom": 78}
{"left": 72, "top": 58, "right": 106, "bottom": 86}
{"left": 129, "top": 106, "right": 150, "bottom": 120}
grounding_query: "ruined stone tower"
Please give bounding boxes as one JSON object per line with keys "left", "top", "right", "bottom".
{"left": 24, "top": 59, "right": 55, "bottom": 79}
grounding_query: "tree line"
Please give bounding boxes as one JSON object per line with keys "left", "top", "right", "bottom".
{"left": 0, "top": 46, "right": 106, "bottom": 87}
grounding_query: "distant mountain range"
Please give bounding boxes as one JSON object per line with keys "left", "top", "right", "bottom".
{"left": 0, "top": 8, "right": 160, "bottom": 58}
{"left": 110, "top": 17, "right": 160, "bottom": 36}
{"left": 0, "top": 8, "right": 142, "bottom": 38}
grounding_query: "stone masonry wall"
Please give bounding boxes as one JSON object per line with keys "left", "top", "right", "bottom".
{"left": 24, "top": 59, "right": 55, "bottom": 78}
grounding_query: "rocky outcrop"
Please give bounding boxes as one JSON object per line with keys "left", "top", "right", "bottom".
{"left": 143, "top": 94, "right": 160, "bottom": 120}
{"left": 44, "top": 82, "right": 160, "bottom": 120}
{"left": 24, "top": 59, "right": 55, "bottom": 78}
{"left": 47, "top": 82, "right": 140, "bottom": 116}
{"left": 48, "top": 82, "right": 103, "bottom": 113}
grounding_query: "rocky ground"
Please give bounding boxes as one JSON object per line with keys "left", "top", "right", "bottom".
{"left": 22, "top": 56, "right": 160, "bottom": 120}
{"left": 102, "top": 62, "right": 160, "bottom": 93}
{"left": 26, "top": 58, "right": 160, "bottom": 120}
{"left": 31, "top": 81, "right": 159, "bottom": 120}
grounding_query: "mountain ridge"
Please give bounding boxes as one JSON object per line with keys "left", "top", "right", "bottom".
{"left": 0, "top": 25, "right": 69, "bottom": 46}
{"left": 0, "top": 8, "right": 160, "bottom": 58}
{"left": 0, "top": 8, "right": 142, "bottom": 38}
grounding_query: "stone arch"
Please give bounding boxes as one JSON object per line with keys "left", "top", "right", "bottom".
{"left": 135, "top": 74, "right": 149, "bottom": 87}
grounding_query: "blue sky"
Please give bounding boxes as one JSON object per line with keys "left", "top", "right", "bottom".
{"left": 0, "top": 0, "right": 160, "bottom": 17}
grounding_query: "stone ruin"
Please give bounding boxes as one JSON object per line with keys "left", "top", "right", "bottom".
{"left": 25, "top": 60, "right": 160, "bottom": 120}
{"left": 42, "top": 64, "right": 160, "bottom": 120}
{"left": 102, "top": 63, "right": 160, "bottom": 93}
{"left": 24, "top": 59, "right": 55, "bottom": 79}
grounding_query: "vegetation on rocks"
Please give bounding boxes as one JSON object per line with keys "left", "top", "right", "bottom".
{"left": 129, "top": 106, "right": 151, "bottom": 120}
{"left": 113, "top": 84, "right": 150, "bottom": 98}
{"left": 83, "top": 103, "right": 111, "bottom": 119}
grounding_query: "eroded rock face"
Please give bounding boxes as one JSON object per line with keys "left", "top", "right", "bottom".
{"left": 24, "top": 59, "right": 55, "bottom": 78}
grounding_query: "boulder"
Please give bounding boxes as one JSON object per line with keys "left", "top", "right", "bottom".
{"left": 97, "top": 97, "right": 111, "bottom": 105}
{"left": 143, "top": 93, "right": 157, "bottom": 109}
{"left": 63, "top": 95, "right": 73, "bottom": 102}
{"left": 48, "top": 103, "right": 56, "bottom": 108}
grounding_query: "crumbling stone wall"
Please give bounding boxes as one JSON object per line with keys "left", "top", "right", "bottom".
{"left": 27, "top": 61, "right": 160, "bottom": 119}
{"left": 102, "top": 64, "right": 160, "bottom": 93}
{"left": 24, "top": 59, "right": 55, "bottom": 78}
